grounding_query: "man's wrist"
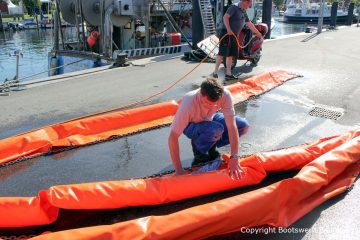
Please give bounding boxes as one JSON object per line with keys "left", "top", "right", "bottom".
{"left": 230, "top": 154, "right": 240, "bottom": 159}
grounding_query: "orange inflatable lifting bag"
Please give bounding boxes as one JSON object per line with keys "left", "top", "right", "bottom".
{"left": 28, "top": 130, "right": 360, "bottom": 239}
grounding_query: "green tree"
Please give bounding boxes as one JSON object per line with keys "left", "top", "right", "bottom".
{"left": 22, "top": 0, "right": 38, "bottom": 15}
{"left": 353, "top": 0, "right": 360, "bottom": 7}
{"left": 327, "top": 0, "right": 360, "bottom": 7}
{"left": 273, "top": 0, "right": 285, "bottom": 9}
{"left": 12, "top": 0, "right": 43, "bottom": 15}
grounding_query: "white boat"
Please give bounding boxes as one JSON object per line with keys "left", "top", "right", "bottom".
{"left": 284, "top": 0, "right": 348, "bottom": 23}
{"left": 23, "top": 19, "right": 38, "bottom": 29}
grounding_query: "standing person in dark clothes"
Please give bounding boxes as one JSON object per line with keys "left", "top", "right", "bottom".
{"left": 213, "top": 0, "right": 263, "bottom": 81}
{"left": 168, "top": 78, "right": 249, "bottom": 179}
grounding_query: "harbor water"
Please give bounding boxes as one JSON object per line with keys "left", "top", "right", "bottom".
{"left": 0, "top": 27, "right": 77, "bottom": 83}
{"left": 0, "top": 20, "right": 306, "bottom": 83}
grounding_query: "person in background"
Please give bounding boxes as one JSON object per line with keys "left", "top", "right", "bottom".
{"left": 213, "top": 0, "right": 263, "bottom": 81}
{"left": 168, "top": 78, "right": 249, "bottom": 180}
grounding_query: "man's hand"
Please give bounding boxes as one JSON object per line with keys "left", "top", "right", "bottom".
{"left": 227, "top": 29, "right": 234, "bottom": 35}
{"left": 175, "top": 168, "right": 186, "bottom": 175}
{"left": 228, "top": 157, "right": 245, "bottom": 180}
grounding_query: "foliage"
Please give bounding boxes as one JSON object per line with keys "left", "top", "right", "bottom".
{"left": 273, "top": 0, "right": 285, "bottom": 8}
{"left": 352, "top": 0, "right": 360, "bottom": 7}
{"left": 326, "top": 0, "right": 360, "bottom": 6}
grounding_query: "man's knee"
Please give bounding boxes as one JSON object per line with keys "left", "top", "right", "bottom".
{"left": 206, "top": 121, "right": 224, "bottom": 141}
{"left": 235, "top": 117, "right": 250, "bottom": 136}
{"left": 187, "top": 121, "right": 224, "bottom": 141}
{"left": 240, "top": 125, "right": 249, "bottom": 136}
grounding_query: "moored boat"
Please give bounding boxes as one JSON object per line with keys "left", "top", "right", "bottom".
{"left": 284, "top": 0, "right": 348, "bottom": 23}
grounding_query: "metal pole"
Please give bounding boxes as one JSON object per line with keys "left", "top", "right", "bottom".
{"left": 317, "top": 0, "right": 324, "bottom": 34}
{"left": 15, "top": 50, "right": 20, "bottom": 82}
{"left": 79, "top": 1, "right": 86, "bottom": 50}
{"left": 53, "top": 8, "right": 60, "bottom": 50}
{"left": 144, "top": 0, "right": 150, "bottom": 48}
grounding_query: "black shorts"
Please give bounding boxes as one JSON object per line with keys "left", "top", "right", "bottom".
{"left": 217, "top": 29, "right": 239, "bottom": 58}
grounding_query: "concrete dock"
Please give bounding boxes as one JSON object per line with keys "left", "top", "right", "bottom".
{"left": 0, "top": 26, "right": 359, "bottom": 239}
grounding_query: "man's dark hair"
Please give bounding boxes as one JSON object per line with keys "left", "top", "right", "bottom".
{"left": 200, "top": 78, "right": 224, "bottom": 102}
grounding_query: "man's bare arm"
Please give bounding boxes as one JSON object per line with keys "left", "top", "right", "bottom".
{"left": 223, "top": 13, "right": 233, "bottom": 34}
{"left": 224, "top": 116, "right": 245, "bottom": 180}
{"left": 168, "top": 131, "right": 186, "bottom": 175}
{"left": 246, "top": 21, "right": 263, "bottom": 39}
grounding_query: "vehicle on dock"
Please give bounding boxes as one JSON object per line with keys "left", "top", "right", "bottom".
{"left": 232, "top": 23, "right": 268, "bottom": 67}
{"left": 197, "top": 23, "right": 268, "bottom": 69}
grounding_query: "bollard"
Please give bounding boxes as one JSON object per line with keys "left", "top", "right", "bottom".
{"left": 15, "top": 49, "right": 21, "bottom": 82}
{"left": 112, "top": 53, "right": 129, "bottom": 68}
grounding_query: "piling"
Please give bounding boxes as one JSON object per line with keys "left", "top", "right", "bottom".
{"left": 346, "top": 3, "right": 354, "bottom": 26}
{"left": 0, "top": 10, "right": 3, "bottom": 32}
{"left": 192, "top": 0, "right": 204, "bottom": 49}
{"left": 262, "top": 0, "right": 272, "bottom": 39}
{"left": 317, "top": 0, "right": 325, "bottom": 34}
{"left": 330, "top": 2, "right": 338, "bottom": 29}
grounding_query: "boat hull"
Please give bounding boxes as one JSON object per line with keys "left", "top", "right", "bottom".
{"left": 283, "top": 14, "right": 349, "bottom": 23}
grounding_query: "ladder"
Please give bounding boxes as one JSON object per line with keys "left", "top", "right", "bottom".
{"left": 199, "top": 0, "right": 216, "bottom": 37}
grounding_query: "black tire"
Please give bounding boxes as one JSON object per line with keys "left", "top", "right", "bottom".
{"left": 222, "top": 57, "right": 237, "bottom": 70}
{"left": 250, "top": 50, "right": 261, "bottom": 66}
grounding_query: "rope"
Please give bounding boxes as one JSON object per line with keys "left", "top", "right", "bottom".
{"left": 0, "top": 58, "right": 89, "bottom": 92}
{"left": 17, "top": 58, "right": 88, "bottom": 82}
